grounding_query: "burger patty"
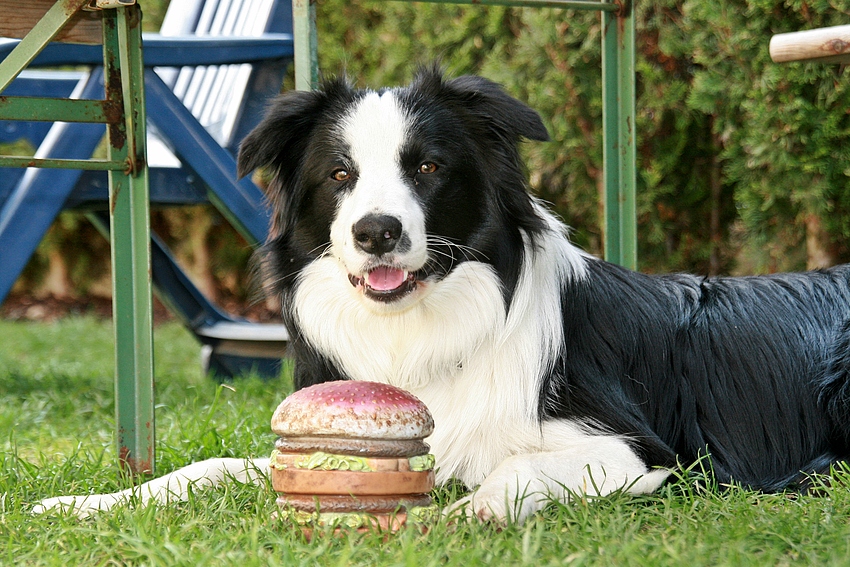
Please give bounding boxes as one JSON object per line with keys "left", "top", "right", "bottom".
{"left": 274, "top": 436, "right": 430, "bottom": 458}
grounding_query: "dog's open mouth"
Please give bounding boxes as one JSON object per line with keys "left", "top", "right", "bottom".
{"left": 348, "top": 266, "right": 417, "bottom": 302}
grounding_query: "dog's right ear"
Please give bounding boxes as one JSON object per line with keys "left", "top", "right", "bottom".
{"left": 237, "top": 79, "right": 353, "bottom": 179}
{"left": 237, "top": 90, "right": 325, "bottom": 179}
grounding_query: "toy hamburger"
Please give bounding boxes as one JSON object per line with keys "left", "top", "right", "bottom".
{"left": 270, "top": 380, "right": 436, "bottom": 532}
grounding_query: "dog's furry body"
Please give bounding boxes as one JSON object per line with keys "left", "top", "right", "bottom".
{"left": 37, "top": 70, "right": 850, "bottom": 522}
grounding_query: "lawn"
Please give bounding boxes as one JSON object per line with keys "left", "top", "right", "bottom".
{"left": 3, "top": 316, "right": 850, "bottom": 566}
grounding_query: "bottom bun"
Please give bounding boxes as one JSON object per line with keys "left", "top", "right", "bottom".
{"left": 275, "top": 497, "right": 439, "bottom": 532}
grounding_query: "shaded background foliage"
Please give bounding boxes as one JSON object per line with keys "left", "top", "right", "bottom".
{"left": 5, "top": 0, "right": 850, "bottom": 309}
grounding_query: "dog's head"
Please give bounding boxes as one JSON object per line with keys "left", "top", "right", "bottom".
{"left": 238, "top": 68, "right": 549, "bottom": 311}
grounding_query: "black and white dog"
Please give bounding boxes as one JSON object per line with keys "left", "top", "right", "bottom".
{"left": 37, "top": 68, "right": 850, "bottom": 523}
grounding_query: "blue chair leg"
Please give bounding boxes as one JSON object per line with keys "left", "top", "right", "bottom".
{"left": 201, "top": 347, "right": 283, "bottom": 382}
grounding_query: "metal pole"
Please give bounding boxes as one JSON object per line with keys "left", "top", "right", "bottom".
{"left": 293, "top": 0, "right": 317, "bottom": 90}
{"left": 601, "top": 2, "right": 636, "bottom": 270}
{"left": 617, "top": 4, "right": 636, "bottom": 270}
{"left": 104, "top": 4, "right": 155, "bottom": 475}
{"left": 601, "top": 8, "right": 620, "bottom": 266}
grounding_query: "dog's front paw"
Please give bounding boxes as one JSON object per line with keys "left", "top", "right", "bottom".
{"left": 444, "top": 492, "right": 516, "bottom": 525}
{"left": 445, "top": 462, "right": 546, "bottom": 525}
{"left": 33, "top": 494, "right": 119, "bottom": 518}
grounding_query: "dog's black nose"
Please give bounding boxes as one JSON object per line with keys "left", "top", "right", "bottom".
{"left": 352, "top": 214, "right": 403, "bottom": 255}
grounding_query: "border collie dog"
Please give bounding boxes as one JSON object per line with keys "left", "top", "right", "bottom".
{"left": 37, "top": 68, "right": 850, "bottom": 523}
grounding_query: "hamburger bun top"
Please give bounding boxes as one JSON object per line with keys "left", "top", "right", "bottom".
{"left": 271, "top": 381, "right": 434, "bottom": 441}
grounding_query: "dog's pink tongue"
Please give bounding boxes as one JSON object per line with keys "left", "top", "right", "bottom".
{"left": 367, "top": 266, "right": 406, "bottom": 291}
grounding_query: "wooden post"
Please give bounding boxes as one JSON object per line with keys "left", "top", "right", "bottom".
{"left": 770, "top": 24, "right": 850, "bottom": 64}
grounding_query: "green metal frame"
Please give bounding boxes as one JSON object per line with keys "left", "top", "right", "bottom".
{"left": 602, "top": 5, "right": 636, "bottom": 269}
{"left": 292, "top": 0, "right": 637, "bottom": 269}
{"left": 0, "top": 1, "right": 154, "bottom": 474}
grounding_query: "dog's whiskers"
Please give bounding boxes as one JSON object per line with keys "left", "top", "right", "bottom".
{"left": 261, "top": 242, "right": 333, "bottom": 292}
{"left": 423, "top": 236, "right": 487, "bottom": 281}
{"left": 427, "top": 235, "right": 488, "bottom": 264}
{"left": 309, "top": 242, "right": 333, "bottom": 258}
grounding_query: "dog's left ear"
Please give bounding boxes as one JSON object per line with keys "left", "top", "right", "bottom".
{"left": 441, "top": 74, "right": 550, "bottom": 143}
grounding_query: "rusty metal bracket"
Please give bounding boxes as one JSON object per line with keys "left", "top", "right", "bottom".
{"left": 83, "top": 0, "right": 136, "bottom": 11}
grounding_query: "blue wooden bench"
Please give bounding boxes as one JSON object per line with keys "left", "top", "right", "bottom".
{"left": 0, "top": 0, "right": 293, "bottom": 379}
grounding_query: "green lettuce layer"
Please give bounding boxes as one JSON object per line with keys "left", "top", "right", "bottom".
{"left": 270, "top": 449, "right": 435, "bottom": 472}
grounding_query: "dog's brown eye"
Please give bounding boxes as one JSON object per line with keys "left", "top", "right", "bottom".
{"left": 331, "top": 169, "right": 350, "bottom": 182}
{"left": 418, "top": 162, "right": 437, "bottom": 174}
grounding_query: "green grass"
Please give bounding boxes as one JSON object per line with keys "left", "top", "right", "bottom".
{"left": 3, "top": 317, "right": 850, "bottom": 566}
